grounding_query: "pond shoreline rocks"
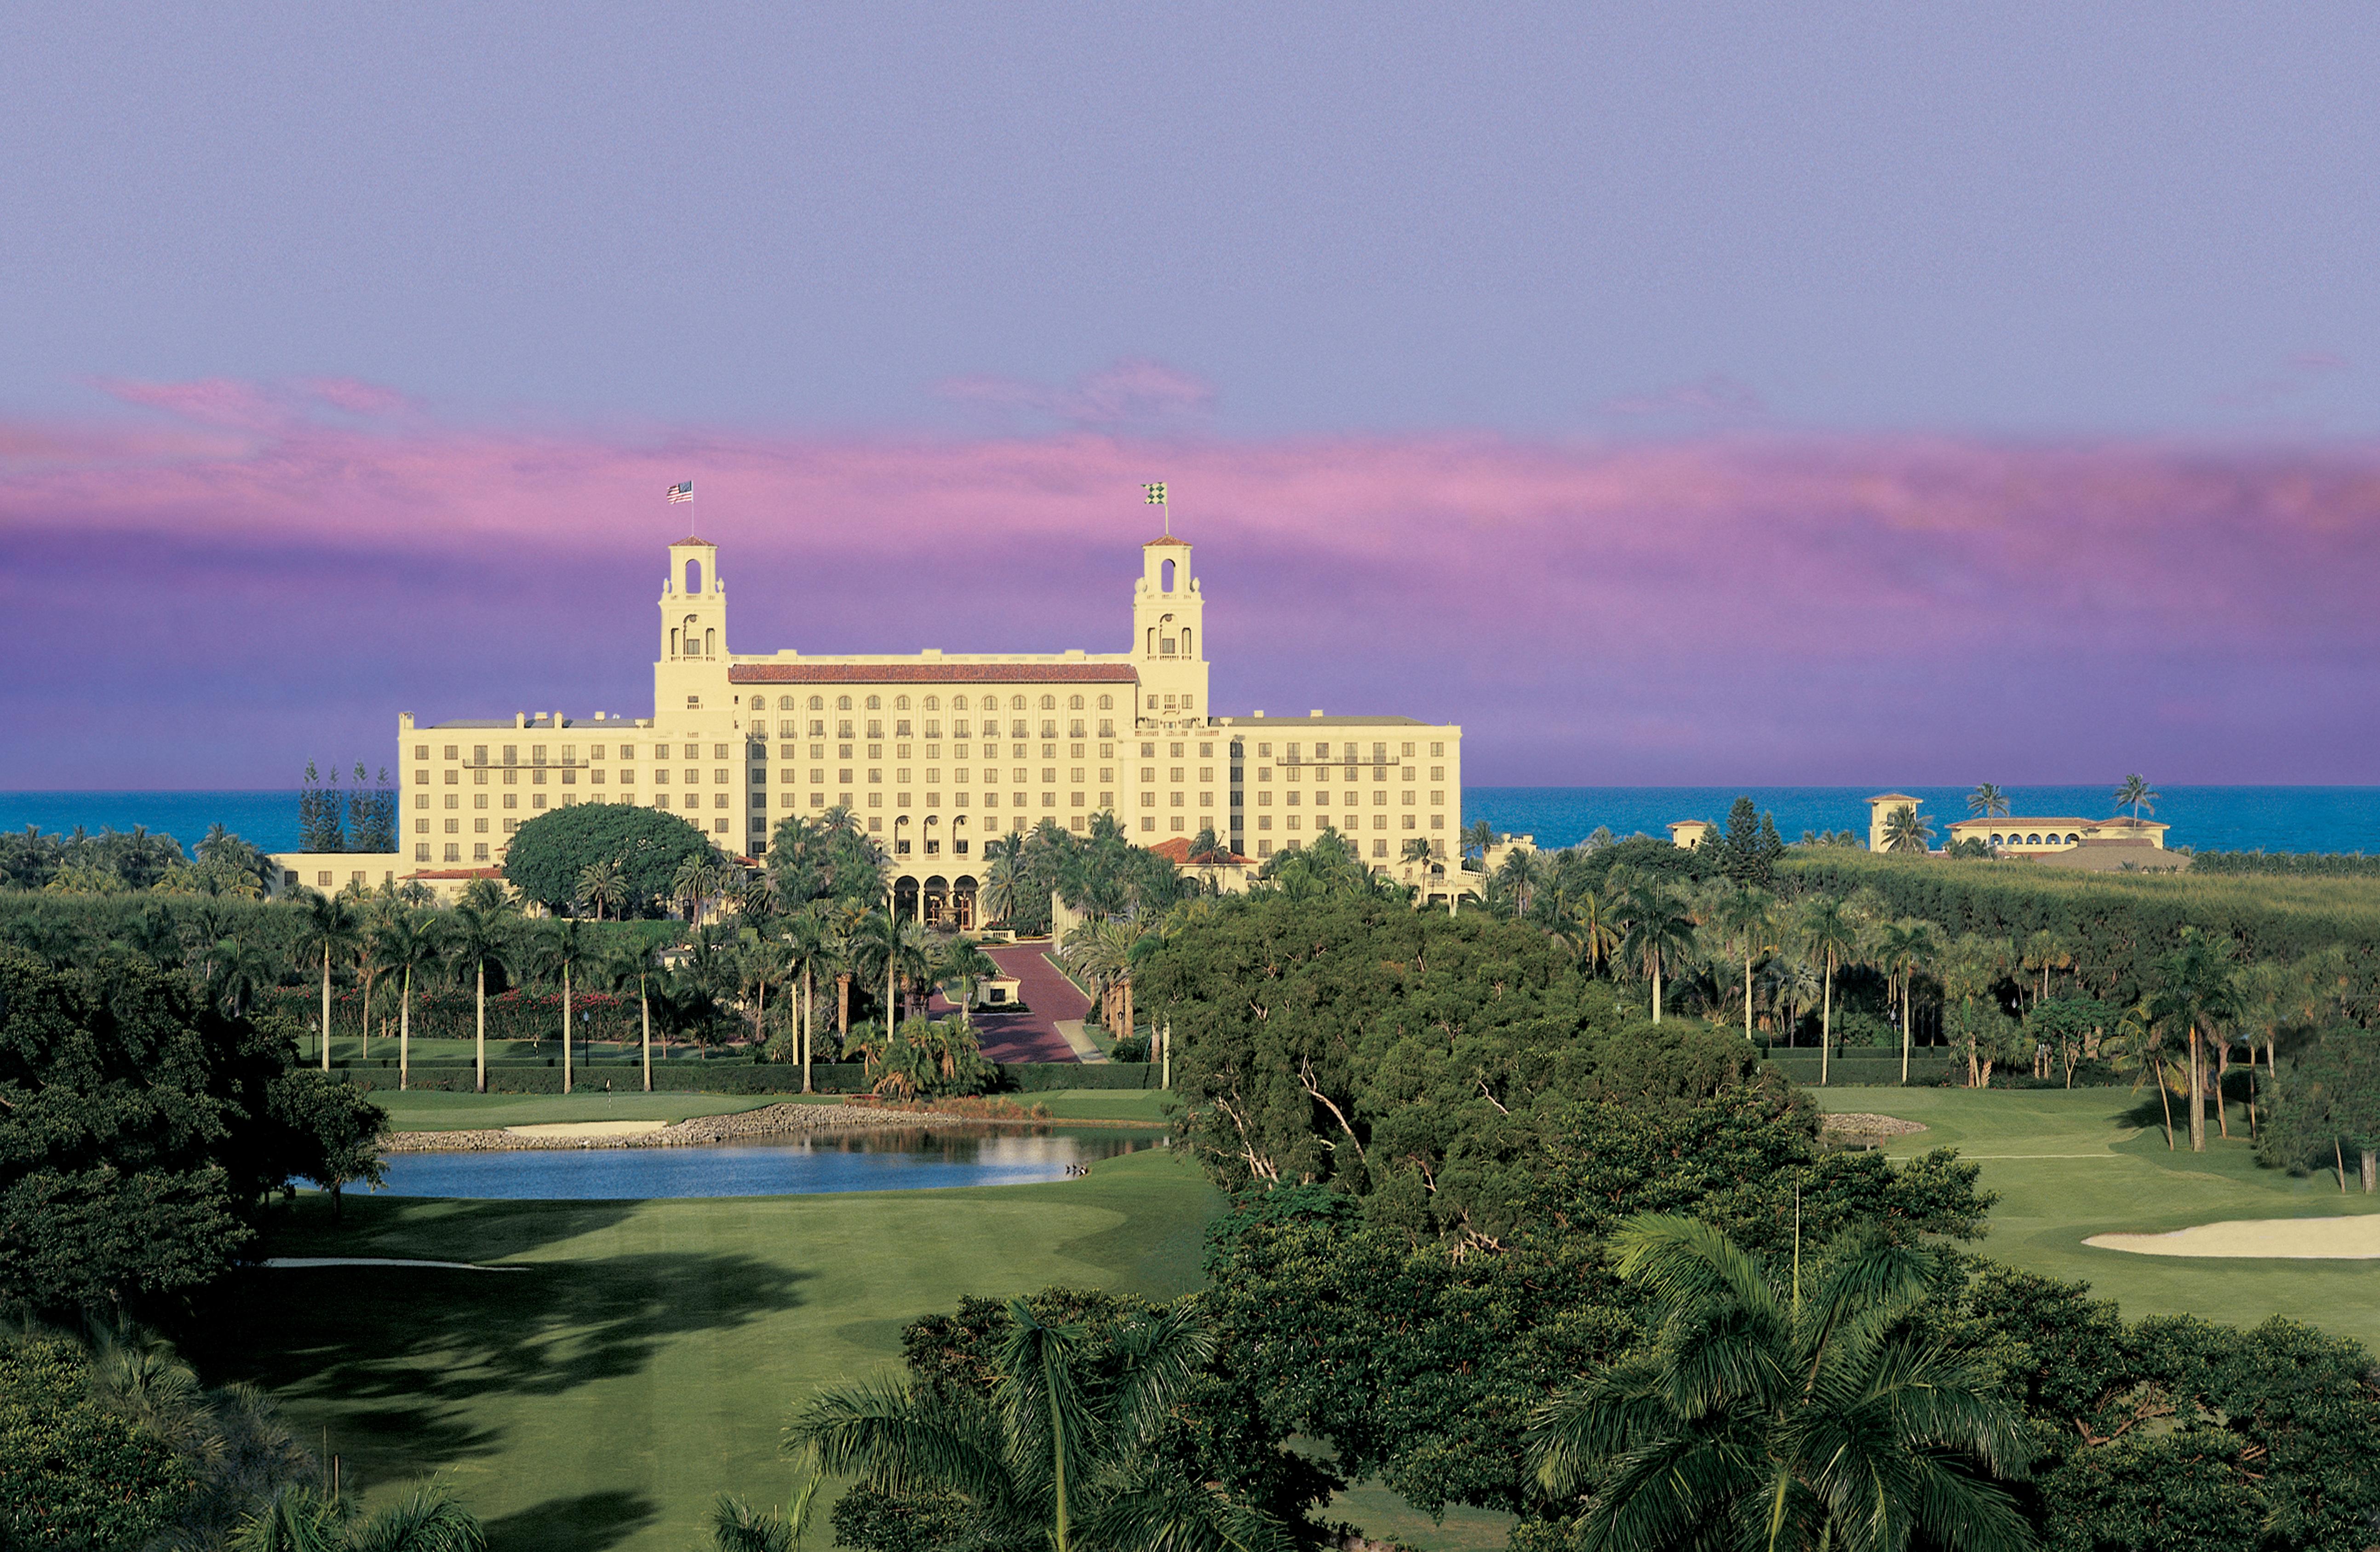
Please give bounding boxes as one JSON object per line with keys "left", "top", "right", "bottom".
{"left": 383, "top": 1102, "right": 932, "bottom": 1153}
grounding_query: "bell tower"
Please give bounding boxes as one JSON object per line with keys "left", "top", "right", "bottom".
{"left": 656, "top": 536, "right": 728, "bottom": 716}
{"left": 1131, "top": 536, "right": 1208, "bottom": 726}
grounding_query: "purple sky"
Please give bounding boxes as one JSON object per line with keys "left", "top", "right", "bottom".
{"left": 4, "top": 5, "right": 2379, "bottom": 787}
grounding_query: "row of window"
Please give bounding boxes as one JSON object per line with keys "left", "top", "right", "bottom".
{"left": 1252, "top": 813, "right": 1440, "bottom": 831}
{"left": 417, "top": 742, "right": 724, "bottom": 764}
{"left": 779, "top": 717, "right": 1118, "bottom": 739}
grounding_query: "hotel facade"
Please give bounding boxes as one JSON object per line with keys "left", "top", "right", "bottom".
{"left": 371, "top": 529, "right": 1463, "bottom": 922}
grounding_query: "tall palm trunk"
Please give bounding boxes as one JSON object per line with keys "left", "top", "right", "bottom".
{"left": 802, "top": 966, "right": 814, "bottom": 1093}
{"left": 562, "top": 962, "right": 573, "bottom": 1095}
{"left": 640, "top": 973, "right": 653, "bottom": 1093}
{"left": 1819, "top": 952, "right": 1834, "bottom": 1087}
{"left": 321, "top": 945, "right": 333, "bottom": 1072}
{"left": 399, "top": 965, "right": 413, "bottom": 1092}
{"left": 2188, "top": 1026, "right": 2207, "bottom": 1152}
{"left": 1742, "top": 953, "right": 1753, "bottom": 1041}
{"left": 837, "top": 972, "right": 851, "bottom": 1040}
{"left": 475, "top": 965, "right": 487, "bottom": 1094}
{"left": 1898, "top": 973, "right": 1910, "bottom": 1085}
{"left": 2214, "top": 1041, "right": 2231, "bottom": 1140}
{"left": 1652, "top": 956, "right": 1663, "bottom": 1023}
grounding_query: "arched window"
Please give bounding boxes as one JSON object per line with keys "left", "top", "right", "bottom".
{"left": 778, "top": 695, "right": 795, "bottom": 710}
{"left": 952, "top": 694, "right": 969, "bottom": 710}
{"left": 686, "top": 558, "right": 703, "bottom": 594}
{"left": 809, "top": 695, "right": 824, "bottom": 710}
{"left": 749, "top": 696, "right": 764, "bottom": 710}
{"left": 1098, "top": 694, "right": 1113, "bottom": 710}
{"left": 704, "top": 627, "right": 716, "bottom": 658}
{"left": 1989, "top": 834, "right": 2004, "bottom": 847}
{"left": 1161, "top": 558, "right": 1176, "bottom": 590}
{"left": 1180, "top": 629, "right": 1193, "bottom": 656}
{"left": 670, "top": 628, "right": 680, "bottom": 657}
{"left": 1039, "top": 694, "right": 1055, "bottom": 710}
{"left": 1010, "top": 695, "right": 1026, "bottom": 710}
{"left": 895, "top": 695, "right": 911, "bottom": 710}
{"left": 924, "top": 695, "right": 940, "bottom": 710}
{"left": 837, "top": 695, "right": 852, "bottom": 710}
{"left": 2065, "top": 833, "right": 2080, "bottom": 844}
{"left": 1068, "top": 693, "right": 1083, "bottom": 710}
{"left": 1146, "top": 627, "right": 1156, "bottom": 654}
{"left": 866, "top": 695, "right": 881, "bottom": 710}
{"left": 2026, "top": 833, "right": 2042, "bottom": 845}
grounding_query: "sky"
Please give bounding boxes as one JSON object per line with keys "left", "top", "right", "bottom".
{"left": 4, "top": 3, "right": 2379, "bottom": 788}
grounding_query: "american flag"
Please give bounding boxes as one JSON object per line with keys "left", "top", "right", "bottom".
{"left": 667, "top": 481, "right": 694, "bottom": 504}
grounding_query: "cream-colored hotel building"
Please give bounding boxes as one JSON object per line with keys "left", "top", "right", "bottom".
{"left": 373, "top": 530, "right": 1462, "bottom": 920}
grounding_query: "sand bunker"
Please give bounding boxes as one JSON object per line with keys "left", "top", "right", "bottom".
{"left": 2086, "top": 1215, "right": 2380, "bottom": 1259}
{"left": 502, "top": 1121, "right": 671, "bottom": 1139}
{"left": 1820, "top": 1113, "right": 1928, "bottom": 1138}
{"left": 264, "top": 1257, "right": 524, "bottom": 1272}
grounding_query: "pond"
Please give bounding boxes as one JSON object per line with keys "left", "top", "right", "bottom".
{"left": 373, "top": 1125, "right": 1164, "bottom": 1200}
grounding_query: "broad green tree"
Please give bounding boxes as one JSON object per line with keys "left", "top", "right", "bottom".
{"left": 1709, "top": 887, "right": 1777, "bottom": 1041}
{"left": 1618, "top": 888, "right": 1696, "bottom": 1024}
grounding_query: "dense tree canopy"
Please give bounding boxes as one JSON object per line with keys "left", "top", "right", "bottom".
{"left": 502, "top": 803, "right": 718, "bottom": 915}
{"left": 0, "top": 946, "right": 385, "bottom": 1312}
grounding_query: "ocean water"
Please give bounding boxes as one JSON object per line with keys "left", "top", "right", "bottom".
{"left": 3, "top": 785, "right": 2377, "bottom": 859}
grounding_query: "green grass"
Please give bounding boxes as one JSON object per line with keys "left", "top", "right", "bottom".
{"left": 1024, "top": 1088, "right": 1177, "bottom": 1123}
{"left": 1812, "top": 1086, "right": 2380, "bottom": 1352}
{"left": 190, "top": 1147, "right": 1222, "bottom": 1552}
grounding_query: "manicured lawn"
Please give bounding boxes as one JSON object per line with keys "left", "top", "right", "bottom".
{"left": 1812, "top": 1086, "right": 2380, "bottom": 1352}
{"left": 189, "top": 1148, "right": 1222, "bottom": 1552}
{"left": 1026, "top": 1087, "right": 1177, "bottom": 1123}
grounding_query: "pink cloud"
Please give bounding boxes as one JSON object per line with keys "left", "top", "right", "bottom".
{"left": 4, "top": 379, "right": 2379, "bottom": 786}
{"left": 933, "top": 358, "right": 1216, "bottom": 430}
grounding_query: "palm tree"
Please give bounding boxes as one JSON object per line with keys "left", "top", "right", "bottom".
{"left": 1462, "top": 818, "right": 1495, "bottom": 872}
{"left": 578, "top": 857, "right": 628, "bottom": 921}
{"left": 1800, "top": 895, "right": 1859, "bottom": 1085}
{"left": 228, "top": 1481, "right": 486, "bottom": 1550}
{"left": 1875, "top": 920, "right": 1937, "bottom": 1083}
{"left": 789, "top": 1297, "right": 1287, "bottom": 1552}
{"left": 2113, "top": 773, "right": 2159, "bottom": 819}
{"left": 370, "top": 912, "right": 442, "bottom": 1092}
{"left": 941, "top": 939, "right": 1000, "bottom": 1032}
{"left": 446, "top": 904, "right": 514, "bottom": 1094}
{"left": 2151, "top": 931, "right": 2239, "bottom": 1152}
{"left": 1560, "top": 889, "right": 1622, "bottom": 979}
{"left": 214, "top": 936, "right": 282, "bottom": 1020}
{"left": 2019, "top": 928, "right": 2073, "bottom": 1009}
{"left": 291, "top": 891, "right": 361, "bottom": 1072}
{"left": 1527, "top": 1215, "right": 2034, "bottom": 1552}
{"left": 1966, "top": 782, "right": 2010, "bottom": 817}
{"left": 781, "top": 905, "right": 832, "bottom": 1091}
{"left": 1399, "top": 836, "right": 1434, "bottom": 870}
{"left": 1880, "top": 803, "right": 1933, "bottom": 854}
{"left": 604, "top": 937, "right": 661, "bottom": 1092}
{"left": 1709, "top": 888, "right": 1776, "bottom": 1041}
{"left": 532, "top": 918, "right": 599, "bottom": 1094}
{"left": 980, "top": 850, "right": 1022, "bottom": 929}
{"left": 458, "top": 875, "right": 510, "bottom": 915}
{"left": 1617, "top": 888, "right": 1696, "bottom": 1024}
{"left": 673, "top": 853, "right": 715, "bottom": 925}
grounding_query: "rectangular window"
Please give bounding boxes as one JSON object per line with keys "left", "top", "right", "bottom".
{"left": 533, "top": 746, "right": 547, "bottom": 766}
{"left": 532, "top": 794, "right": 546, "bottom": 809}
{"left": 443, "top": 769, "right": 458, "bottom": 785}
{"left": 443, "top": 793, "right": 458, "bottom": 809}
{"left": 414, "top": 818, "right": 428, "bottom": 834}
{"left": 1430, "top": 814, "right": 1445, "bottom": 830}
{"left": 503, "top": 819, "right": 519, "bottom": 834}
{"left": 868, "top": 793, "right": 883, "bottom": 807}
{"left": 533, "top": 768, "right": 547, "bottom": 785}
{"left": 415, "top": 843, "right": 430, "bottom": 860}
{"left": 503, "top": 768, "right": 518, "bottom": 785}
{"left": 474, "top": 842, "right": 491, "bottom": 861}
{"left": 473, "top": 817, "right": 488, "bottom": 833}
{"left": 1430, "top": 790, "right": 1445, "bottom": 806}
{"left": 413, "top": 792, "right": 429, "bottom": 809}
{"left": 443, "top": 843, "right": 460, "bottom": 862}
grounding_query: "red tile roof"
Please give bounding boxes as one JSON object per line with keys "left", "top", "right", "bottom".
{"left": 1146, "top": 535, "right": 1191, "bottom": 547}
{"left": 728, "top": 663, "right": 1136, "bottom": 684}
{"left": 406, "top": 867, "right": 505, "bottom": 880}
{"left": 676, "top": 534, "right": 713, "bottom": 547}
